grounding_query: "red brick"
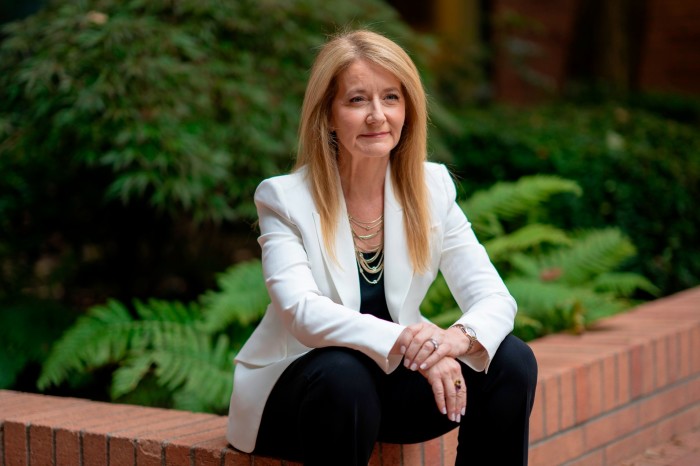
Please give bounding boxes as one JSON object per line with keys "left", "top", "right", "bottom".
{"left": 617, "top": 349, "right": 632, "bottom": 406}
{"left": 81, "top": 409, "right": 164, "bottom": 466}
{"left": 223, "top": 447, "right": 252, "bottom": 466}
{"left": 564, "top": 450, "right": 605, "bottom": 466}
{"left": 380, "top": 442, "right": 401, "bottom": 466}
{"left": 529, "top": 381, "right": 545, "bottom": 442}
{"left": 422, "top": 437, "right": 442, "bottom": 466}
{"left": 680, "top": 328, "right": 692, "bottom": 380}
{"left": 639, "top": 383, "right": 691, "bottom": 427}
{"left": 135, "top": 416, "right": 224, "bottom": 466}
{"left": 109, "top": 410, "right": 206, "bottom": 466}
{"left": 630, "top": 343, "right": 645, "bottom": 399}
{"left": 441, "top": 429, "right": 458, "bottom": 465}
{"left": 692, "top": 326, "right": 700, "bottom": 375}
{"left": 559, "top": 371, "right": 576, "bottom": 429}
{"left": 250, "top": 456, "right": 282, "bottom": 466}
{"left": 55, "top": 405, "right": 150, "bottom": 466}
{"left": 162, "top": 420, "right": 227, "bottom": 466}
{"left": 582, "top": 404, "right": 638, "bottom": 451}
{"left": 28, "top": 424, "right": 53, "bottom": 466}
{"left": 192, "top": 436, "right": 228, "bottom": 466}
{"left": 4, "top": 422, "right": 28, "bottom": 466}
{"left": 574, "top": 361, "right": 604, "bottom": 422}
{"left": 540, "top": 374, "right": 559, "bottom": 436}
{"left": 368, "top": 443, "right": 381, "bottom": 466}
{"left": 667, "top": 330, "right": 682, "bottom": 384}
{"left": 529, "top": 428, "right": 585, "bottom": 466}
{"left": 601, "top": 352, "right": 617, "bottom": 412}
{"left": 401, "top": 442, "right": 423, "bottom": 466}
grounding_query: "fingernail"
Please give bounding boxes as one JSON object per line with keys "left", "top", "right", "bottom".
{"left": 410, "top": 363, "right": 417, "bottom": 371}
{"left": 461, "top": 407, "right": 466, "bottom": 416}
{"left": 419, "top": 363, "right": 427, "bottom": 370}
{"left": 442, "top": 407, "right": 447, "bottom": 415}
{"left": 456, "top": 414, "right": 461, "bottom": 423}
{"left": 400, "top": 345, "right": 406, "bottom": 354}
{"left": 404, "top": 359, "right": 409, "bottom": 368}
{"left": 451, "top": 413, "right": 456, "bottom": 422}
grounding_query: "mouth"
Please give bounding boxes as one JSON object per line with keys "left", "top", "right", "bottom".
{"left": 360, "top": 132, "right": 390, "bottom": 138}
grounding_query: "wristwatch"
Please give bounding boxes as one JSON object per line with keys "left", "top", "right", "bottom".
{"left": 452, "top": 324, "right": 477, "bottom": 354}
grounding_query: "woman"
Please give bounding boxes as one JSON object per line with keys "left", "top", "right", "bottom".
{"left": 226, "top": 29, "right": 538, "bottom": 465}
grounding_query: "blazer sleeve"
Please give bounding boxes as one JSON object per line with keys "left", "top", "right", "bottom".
{"left": 434, "top": 165, "right": 517, "bottom": 372}
{"left": 255, "top": 178, "right": 406, "bottom": 373}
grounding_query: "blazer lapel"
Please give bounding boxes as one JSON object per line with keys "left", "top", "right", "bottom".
{"left": 312, "top": 182, "right": 361, "bottom": 311}
{"left": 383, "top": 165, "right": 414, "bottom": 323}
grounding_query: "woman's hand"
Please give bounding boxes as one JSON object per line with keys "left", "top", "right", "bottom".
{"left": 419, "top": 356, "right": 466, "bottom": 422}
{"left": 401, "top": 323, "right": 469, "bottom": 372}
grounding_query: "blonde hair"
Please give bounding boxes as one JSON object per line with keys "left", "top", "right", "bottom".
{"left": 296, "top": 30, "right": 430, "bottom": 273}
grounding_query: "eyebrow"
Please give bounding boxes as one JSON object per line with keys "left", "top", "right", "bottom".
{"left": 343, "top": 86, "right": 402, "bottom": 96}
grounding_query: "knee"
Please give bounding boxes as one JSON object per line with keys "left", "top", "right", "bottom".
{"left": 490, "top": 335, "right": 538, "bottom": 393}
{"left": 305, "top": 348, "right": 379, "bottom": 406}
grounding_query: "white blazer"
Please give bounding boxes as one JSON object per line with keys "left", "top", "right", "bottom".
{"left": 226, "top": 162, "right": 516, "bottom": 453}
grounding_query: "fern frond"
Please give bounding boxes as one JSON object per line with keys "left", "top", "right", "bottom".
{"left": 200, "top": 260, "right": 268, "bottom": 332}
{"left": 111, "top": 354, "right": 154, "bottom": 399}
{"left": 38, "top": 300, "right": 134, "bottom": 390}
{"left": 148, "top": 333, "right": 235, "bottom": 413}
{"left": 538, "top": 229, "right": 636, "bottom": 285}
{"left": 592, "top": 272, "right": 660, "bottom": 297}
{"left": 39, "top": 299, "right": 204, "bottom": 390}
{"left": 507, "top": 277, "right": 627, "bottom": 330}
{"left": 484, "top": 224, "right": 571, "bottom": 261}
{"left": 461, "top": 175, "right": 581, "bottom": 236}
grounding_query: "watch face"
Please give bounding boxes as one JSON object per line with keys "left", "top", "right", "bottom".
{"left": 466, "top": 327, "right": 477, "bottom": 339}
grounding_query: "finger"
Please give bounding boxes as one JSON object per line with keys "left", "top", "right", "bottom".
{"left": 396, "top": 327, "right": 416, "bottom": 354}
{"left": 457, "top": 378, "right": 467, "bottom": 418}
{"left": 403, "top": 326, "right": 435, "bottom": 368}
{"left": 444, "top": 373, "right": 459, "bottom": 423}
{"left": 430, "top": 377, "right": 448, "bottom": 416}
{"left": 417, "top": 342, "right": 447, "bottom": 371}
{"left": 407, "top": 338, "right": 440, "bottom": 371}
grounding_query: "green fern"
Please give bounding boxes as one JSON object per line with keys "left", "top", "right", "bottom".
{"left": 38, "top": 300, "right": 135, "bottom": 390}
{"left": 535, "top": 229, "right": 637, "bottom": 285}
{"left": 461, "top": 175, "right": 581, "bottom": 238}
{"left": 427, "top": 175, "right": 654, "bottom": 340}
{"left": 39, "top": 259, "right": 264, "bottom": 413}
{"left": 484, "top": 223, "right": 571, "bottom": 262}
{"left": 200, "top": 260, "right": 268, "bottom": 332}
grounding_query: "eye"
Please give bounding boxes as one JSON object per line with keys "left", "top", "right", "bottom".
{"left": 349, "top": 96, "right": 365, "bottom": 103}
{"left": 386, "top": 93, "right": 400, "bottom": 101}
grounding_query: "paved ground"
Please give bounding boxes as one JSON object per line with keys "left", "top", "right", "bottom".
{"left": 616, "top": 427, "right": 700, "bottom": 466}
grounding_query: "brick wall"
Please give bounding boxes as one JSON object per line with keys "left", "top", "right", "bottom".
{"left": 2, "top": 287, "right": 700, "bottom": 465}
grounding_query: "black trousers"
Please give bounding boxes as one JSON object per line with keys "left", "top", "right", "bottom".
{"left": 254, "top": 334, "right": 537, "bottom": 465}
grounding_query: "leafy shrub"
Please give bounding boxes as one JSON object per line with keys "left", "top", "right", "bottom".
{"left": 0, "top": 0, "right": 450, "bottom": 385}
{"left": 445, "top": 104, "right": 700, "bottom": 296}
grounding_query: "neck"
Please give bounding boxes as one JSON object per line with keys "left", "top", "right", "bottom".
{"left": 338, "top": 154, "right": 388, "bottom": 219}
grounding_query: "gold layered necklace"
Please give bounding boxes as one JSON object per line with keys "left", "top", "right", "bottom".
{"left": 349, "top": 214, "right": 384, "bottom": 285}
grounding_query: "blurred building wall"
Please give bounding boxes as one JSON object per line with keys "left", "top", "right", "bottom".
{"left": 390, "top": 0, "right": 700, "bottom": 103}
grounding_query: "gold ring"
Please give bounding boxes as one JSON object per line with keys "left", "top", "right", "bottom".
{"left": 454, "top": 379, "right": 462, "bottom": 391}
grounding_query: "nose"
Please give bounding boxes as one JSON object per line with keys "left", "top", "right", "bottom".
{"left": 366, "top": 99, "right": 385, "bottom": 125}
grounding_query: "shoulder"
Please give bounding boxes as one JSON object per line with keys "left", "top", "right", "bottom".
{"left": 423, "top": 161, "right": 456, "bottom": 200}
{"left": 254, "top": 168, "right": 313, "bottom": 215}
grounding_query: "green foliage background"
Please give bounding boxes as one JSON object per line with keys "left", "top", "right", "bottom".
{"left": 1, "top": 0, "right": 698, "bottom": 407}
{"left": 445, "top": 104, "right": 700, "bottom": 295}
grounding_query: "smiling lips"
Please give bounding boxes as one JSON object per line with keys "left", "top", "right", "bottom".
{"left": 361, "top": 131, "right": 390, "bottom": 138}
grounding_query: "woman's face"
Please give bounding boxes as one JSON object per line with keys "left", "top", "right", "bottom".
{"left": 330, "top": 59, "right": 406, "bottom": 163}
